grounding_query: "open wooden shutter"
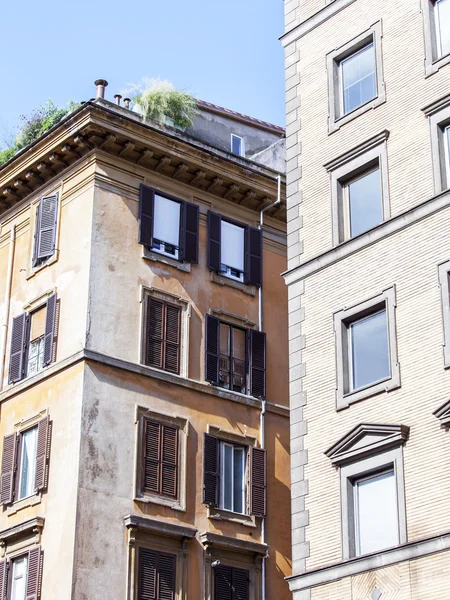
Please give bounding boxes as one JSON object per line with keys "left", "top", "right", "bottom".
{"left": 161, "top": 425, "right": 178, "bottom": 498}
{"left": 146, "top": 299, "right": 164, "bottom": 369}
{"left": 139, "top": 548, "right": 157, "bottom": 599}
{"left": 232, "top": 568, "right": 249, "bottom": 600}
{"left": 1, "top": 433, "right": 17, "bottom": 505}
{"left": 157, "top": 552, "right": 176, "bottom": 600}
{"left": 205, "top": 314, "right": 220, "bottom": 385}
{"left": 8, "top": 313, "right": 27, "bottom": 384}
{"left": 182, "top": 201, "right": 199, "bottom": 263}
{"left": 245, "top": 226, "right": 262, "bottom": 287}
{"left": 249, "top": 330, "right": 266, "bottom": 399}
{"left": 139, "top": 184, "right": 155, "bottom": 248}
{"left": 214, "top": 565, "right": 232, "bottom": 600}
{"left": 0, "top": 559, "right": 6, "bottom": 600}
{"left": 249, "top": 446, "right": 267, "bottom": 517}
{"left": 207, "top": 211, "right": 221, "bottom": 271}
{"left": 143, "top": 420, "right": 161, "bottom": 494}
{"left": 25, "top": 546, "right": 42, "bottom": 600}
{"left": 35, "top": 195, "right": 58, "bottom": 263}
{"left": 34, "top": 417, "right": 49, "bottom": 492}
{"left": 164, "top": 304, "right": 181, "bottom": 374}
{"left": 43, "top": 294, "right": 56, "bottom": 366}
{"left": 203, "top": 433, "right": 219, "bottom": 507}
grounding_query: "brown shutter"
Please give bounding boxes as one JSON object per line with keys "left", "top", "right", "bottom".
{"left": 207, "top": 211, "right": 221, "bottom": 271}
{"left": 8, "top": 313, "right": 27, "bottom": 384}
{"left": 245, "top": 226, "right": 262, "bottom": 287}
{"left": 157, "top": 552, "right": 176, "bottom": 600}
{"left": 214, "top": 565, "right": 232, "bottom": 600}
{"left": 205, "top": 314, "right": 220, "bottom": 385}
{"left": 143, "top": 420, "right": 161, "bottom": 494}
{"left": 249, "top": 330, "right": 266, "bottom": 399}
{"left": 182, "top": 201, "right": 199, "bottom": 263}
{"left": 139, "top": 548, "right": 157, "bottom": 599}
{"left": 43, "top": 294, "right": 57, "bottom": 366}
{"left": 232, "top": 568, "right": 249, "bottom": 600}
{"left": 1, "top": 433, "right": 17, "bottom": 505}
{"left": 203, "top": 433, "right": 219, "bottom": 507}
{"left": 25, "top": 546, "right": 42, "bottom": 600}
{"left": 161, "top": 425, "right": 178, "bottom": 498}
{"left": 139, "top": 184, "right": 155, "bottom": 248}
{"left": 0, "top": 559, "right": 6, "bottom": 600}
{"left": 34, "top": 417, "right": 50, "bottom": 492}
{"left": 164, "top": 304, "right": 181, "bottom": 374}
{"left": 250, "top": 446, "right": 267, "bottom": 517}
{"left": 35, "top": 194, "right": 58, "bottom": 264}
{"left": 146, "top": 299, "right": 164, "bottom": 369}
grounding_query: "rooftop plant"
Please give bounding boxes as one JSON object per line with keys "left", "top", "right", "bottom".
{"left": 127, "top": 78, "right": 197, "bottom": 129}
{"left": 0, "top": 100, "right": 80, "bottom": 166}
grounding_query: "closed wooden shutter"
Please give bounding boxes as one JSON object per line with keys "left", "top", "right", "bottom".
{"left": 43, "top": 294, "right": 57, "bottom": 366}
{"left": 207, "top": 211, "right": 221, "bottom": 271}
{"left": 138, "top": 549, "right": 176, "bottom": 600}
{"left": 34, "top": 195, "right": 58, "bottom": 264}
{"left": 139, "top": 184, "right": 155, "bottom": 248}
{"left": 249, "top": 446, "right": 267, "bottom": 517}
{"left": 249, "top": 330, "right": 266, "bottom": 399}
{"left": 34, "top": 417, "right": 50, "bottom": 492}
{"left": 0, "top": 559, "right": 6, "bottom": 600}
{"left": 205, "top": 314, "right": 220, "bottom": 385}
{"left": 164, "top": 304, "right": 181, "bottom": 374}
{"left": 214, "top": 565, "right": 232, "bottom": 600}
{"left": 0, "top": 433, "right": 17, "bottom": 505}
{"left": 146, "top": 299, "right": 181, "bottom": 374}
{"left": 143, "top": 419, "right": 179, "bottom": 499}
{"left": 143, "top": 419, "right": 161, "bottom": 494}
{"left": 146, "top": 299, "right": 164, "bottom": 369}
{"left": 161, "top": 425, "right": 178, "bottom": 497}
{"left": 25, "top": 546, "right": 42, "bottom": 600}
{"left": 203, "top": 433, "right": 219, "bottom": 507}
{"left": 182, "top": 201, "right": 199, "bottom": 263}
{"left": 8, "top": 313, "right": 27, "bottom": 384}
{"left": 245, "top": 226, "right": 262, "bottom": 287}
{"left": 232, "top": 568, "right": 249, "bottom": 600}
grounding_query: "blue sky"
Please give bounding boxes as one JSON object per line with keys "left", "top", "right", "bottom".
{"left": 0, "top": 0, "right": 285, "bottom": 148}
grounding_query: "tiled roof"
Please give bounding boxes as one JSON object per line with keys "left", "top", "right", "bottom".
{"left": 196, "top": 99, "right": 285, "bottom": 134}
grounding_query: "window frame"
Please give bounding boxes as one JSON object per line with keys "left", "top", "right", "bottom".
{"left": 231, "top": 134, "right": 245, "bottom": 157}
{"left": 327, "top": 22, "right": 385, "bottom": 133}
{"left": 15, "top": 425, "right": 38, "bottom": 502}
{"left": 218, "top": 440, "right": 247, "bottom": 515}
{"left": 152, "top": 192, "right": 183, "bottom": 261}
{"left": 438, "top": 259, "right": 450, "bottom": 367}
{"left": 422, "top": 0, "right": 450, "bottom": 76}
{"left": 135, "top": 407, "right": 188, "bottom": 512}
{"left": 27, "top": 190, "right": 61, "bottom": 278}
{"left": 334, "top": 287, "right": 400, "bottom": 409}
{"left": 219, "top": 217, "right": 247, "bottom": 283}
{"left": 218, "top": 321, "right": 248, "bottom": 394}
{"left": 424, "top": 95, "right": 450, "bottom": 194}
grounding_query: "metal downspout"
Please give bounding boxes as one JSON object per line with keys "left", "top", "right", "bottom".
{"left": 258, "top": 174, "right": 281, "bottom": 600}
{"left": 0, "top": 225, "right": 16, "bottom": 391}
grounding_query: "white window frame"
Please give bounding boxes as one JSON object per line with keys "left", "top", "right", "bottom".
{"left": 422, "top": 0, "right": 450, "bottom": 75}
{"left": 342, "top": 165, "right": 382, "bottom": 240}
{"left": 339, "top": 42, "right": 376, "bottom": 117}
{"left": 17, "top": 426, "right": 38, "bottom": 502}
{"left": 423, "top": 95, "right": 450, "bottom": 193}
{"left": 231, "top": 134, "right": 245, "bottom": 157}
{"left": 435, "top": 0, "right": 450, "bottom": 58}
{"left": 219, "top": 441, "right": 246, "bottom": 515}
{"left": 10, "top": 554, "right": 28, "bottom": 600}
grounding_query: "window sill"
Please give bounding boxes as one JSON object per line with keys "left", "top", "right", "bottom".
{"left": 207, "top": 507, "right": 257, "bottom": 527}
{"left": 26, "top": 252, "right": 59, "bottom": 280}
{"left": 134, "top": 494, "right": 185, "bottom": 512}
{"left": 7, "top": 493, "right": 42, "bottom": 516}
{"left": 142, "top": 246, "right": 191, "bottom": 272}
{"left": 426, "top": 52, "right": 450, "bottom": 77}
{"left": 210, "top": 271, "right": 256, "bottom": 296}
{"left": 337, "top": 372, "right": 400, "bottom": 410}
{"left": 329, "top": 92, "right": 386, "bottom": 134}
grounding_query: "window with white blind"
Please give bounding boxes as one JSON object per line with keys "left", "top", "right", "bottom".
{"left": 17, "top": 427, "right": 38, "bottom": 501}
{"left": 152, "top": 194, "right": 182, "bottom": 260}
{"left": 339, "top": 44, "right": 376, "bottom": 116}
{"left": 220, "top": 220, "right": 245, "bottom": 282}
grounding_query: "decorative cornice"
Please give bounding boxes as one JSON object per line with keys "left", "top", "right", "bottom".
{"left": 324, "top": 130, "right": 390, "bottom": 172}
{"left": 434, "top": 400, "right": 450, "bottom": 427}
{"left": 422, "top": 93, "right": 450, "bottom": 117}
{"left": 199, "top": 531, "right": 268, "bottom": 557}
{"left": 124, "top": 515, "right": 197, "bottom": 540}
{"left": 0, "top": 517, "right": 45, "bottom": 545}
{"left": 325, "top": 423, "right": 410, "bottom": 466}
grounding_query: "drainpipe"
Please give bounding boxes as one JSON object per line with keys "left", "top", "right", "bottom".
{"left": 0, "top": 225, "right": 16, "bottom": 391}
{"left": 258, "top": 174, "right": 281, "bottom": 600}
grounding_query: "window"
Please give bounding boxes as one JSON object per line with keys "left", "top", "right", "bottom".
{"left": 32, "top": 194, "right": 58, "bottom": 268}
{"left": 207, "top": 211, "right": 262, "bottom": 288}
{"left": 423, "top": 0, "right": 450, "bottom": 74}
{"left": 214, "top": 565, "right": 249, "bottom": 600}
{"left": 138, "top": 185, "right": 199, "bottom": 264}
{"left": 0, "top": 417, "right": 50, "bottom": 506}
{"left": 138, "top": 548, "right": 176, "bottom": 600}
{"left": 144, "top": 298, "right": 181, "bottom": 374}
{"left": 327, "top": 23, "right": 385, "bottom": 132}
{"left": 334, "top": 287, "right": 400, "bottom": 409}
{"left": 205, "top": 314, "right": 266, "bottom": 399}
{"left": 326, "top": 423, "right": 408, "bottom": 560}
{"left": 0, "top": 547, "right": 43, "bottom": 600}
{"left": 8, "top": 294, "right": 57, "bottom": 384}
{"left": 423, "top": 95, "right": 450, "bottom": 193}
{"left": 435, "top": 0, "right": 450, "bottom": 58}
{"left": 203, "top": 433, "right": 267, "bottom": 518}
{"left": 445, "top": 124, "right": 450, "bottom": 181}
{"left": 231, "top": 134, "right": 245, "bottom": 157}
{"left": 326, "top": 131, "right": 390, "bottom": 245}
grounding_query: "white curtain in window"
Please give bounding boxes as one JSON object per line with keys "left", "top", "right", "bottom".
{"left": 153, "top": 195, "right": 180, "bottom": 246}
{"left": 11, "top": 556, "right": 28, "bottom": 600}
{"left": 355, "top": 470, "right": 399, "bottom": 555}
{"left": 19, "top": 427, "right": 38, "bottom": 499}
{"left": 221, "top": 221, "right": 245, "bottom": 271}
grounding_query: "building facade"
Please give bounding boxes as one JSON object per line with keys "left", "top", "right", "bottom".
{"left": 0, "top": 86, "right": 291, "bottom": 599}
{"left": 282, "top": 0, "right": 450, "bottom": 598}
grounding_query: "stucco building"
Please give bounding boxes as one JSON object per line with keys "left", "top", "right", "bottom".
{"left": 282, "top": 0, "right": 450, "bottom": 598}
{"left": 0, "top": 83, "right": 291, "bottom": 599}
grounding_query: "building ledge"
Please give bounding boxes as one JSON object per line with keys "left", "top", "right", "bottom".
{"left": 124, "top": 515, "right": 197, "bottom": 540}
{"left": 0, "top": 517, "right": 44, "bottom": 546}
{"left": 200, "top": 531, "right": 267, "bottom": 557}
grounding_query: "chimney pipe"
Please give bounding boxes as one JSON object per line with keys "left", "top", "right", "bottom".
{"left": 114, "top": 94, "right": 122, "bottom": 106}
{"left": 94, "top": 79, "right": 108, "bottom": 99}
{"left": 123, "top": 98, "right": 131, "bottom": 110}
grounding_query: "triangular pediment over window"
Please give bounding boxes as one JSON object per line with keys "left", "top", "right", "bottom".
{"left": 325, "top": 423, "right": 410, "bottom": 466}
{"left": 434, "top": 400, "right": 450, "bottom": 427}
